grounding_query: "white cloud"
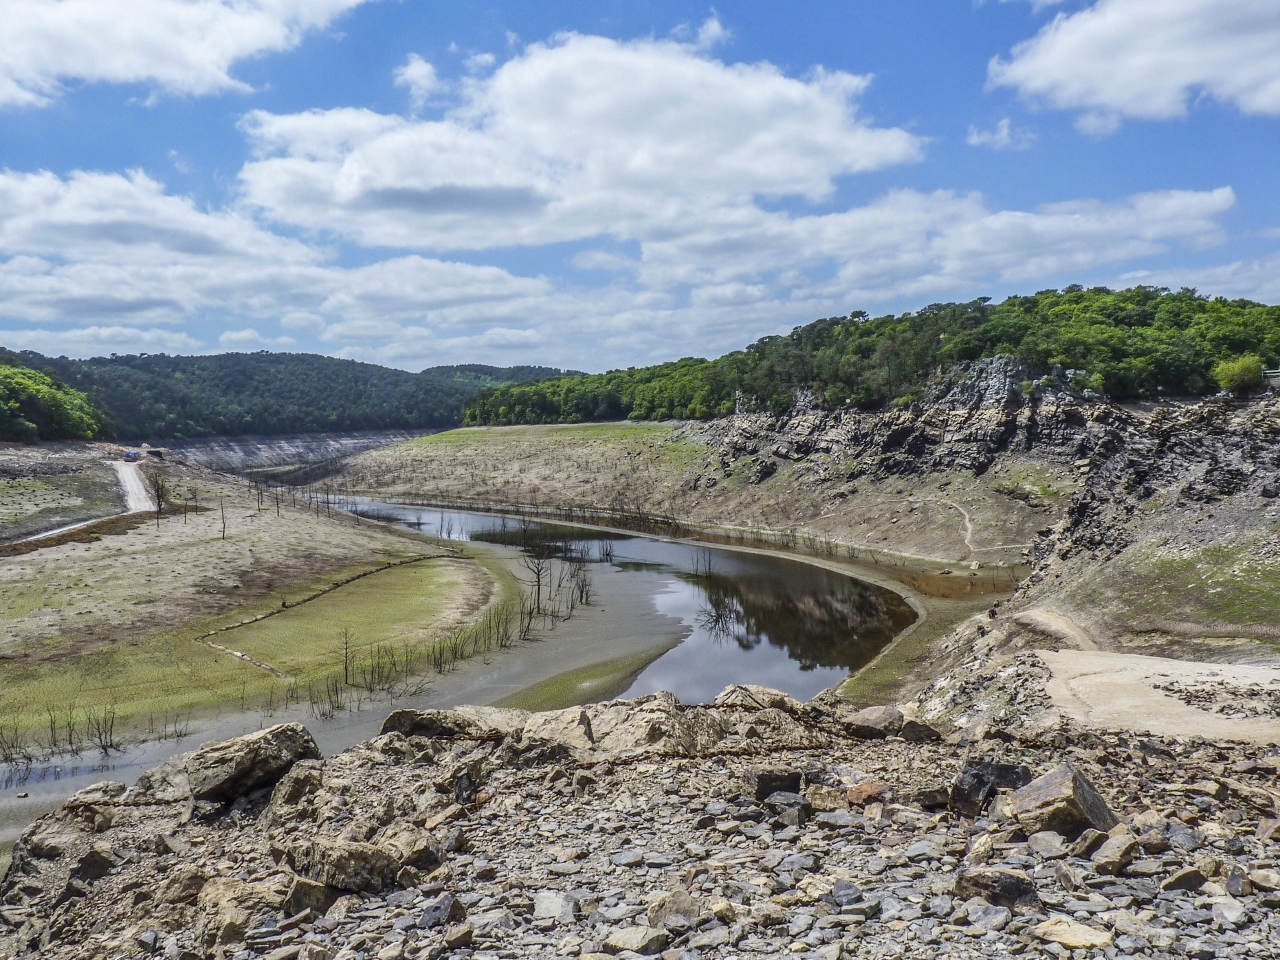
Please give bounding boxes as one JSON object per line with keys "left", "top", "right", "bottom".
{"left": 989, "top": 0, "right": 1280, "bottom": 131}
{"left": 239, "top": 31, "right": 924, "bottom": 250}
{"left": 464, "top": 52, "right": 496, "bottom": 73}
{"left": 0, "top": 325, "right": 203, "bottom": 357}
{"left": 0, "top": 0, "right": 372, "bottom": 108}
{"left": 0, "top": 169, "right": 549, "bottom": 352}
{"left": 696, "top": 16, "right": 730, "bottom": 51}
{"left": 967, "top": 118, "right": 1035, "bottom": 150}
{"left": 0, "top": 23, "right": 1255, "bottom": 372}
{"left": 394, "top": 54, "right": 439, "bottom": 110}
{"left": 0, "top": 167, "right": 1240, "bottom": 370}
{"left": 219, "top": 328, "right": 296, "bottom": 348}
{"left": 1123, "top": 248, "right": 1280, "bottom": 305}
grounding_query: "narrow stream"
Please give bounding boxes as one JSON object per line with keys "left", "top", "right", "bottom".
{"left": 1, "top": 503, "right": 915, "bottom": 848}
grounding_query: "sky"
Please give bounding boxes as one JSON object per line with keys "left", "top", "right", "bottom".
{"left": 1, "top": 1, "right": 1279, "bottom": 372}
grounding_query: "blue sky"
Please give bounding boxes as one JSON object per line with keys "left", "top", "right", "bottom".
{"left": 1, "top": 0, "right": 1278, "bottom": 371}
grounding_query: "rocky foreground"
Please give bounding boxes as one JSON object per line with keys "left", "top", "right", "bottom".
{"left": 2, "top": 685, "right": 1279, "bottom": 960}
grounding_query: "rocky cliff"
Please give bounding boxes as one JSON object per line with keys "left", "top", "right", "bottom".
{"left": 3, "top": 678, "right": 1279, "bottom": 960}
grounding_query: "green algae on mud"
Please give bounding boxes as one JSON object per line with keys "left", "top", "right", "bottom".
{"left": 494, "top": 641, "right": 680, "bottom": 712}
{"left": 0, "top": 553, "right": 494, "bottom": 740}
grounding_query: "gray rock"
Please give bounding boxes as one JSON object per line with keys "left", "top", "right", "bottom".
{"left": 949, "top": 761, "right": 1033, "bottom": 816}
{"left": 1091, "top": 833, "right": 1137, "bottom": 875}
{"left": 183, "top": 723, "right": 322, "bottom": 804}
{"left": 843, "top": 706, "right": 903, "bottom": 739}
{"left": 602, "top": 925, "right": 669, "bottom": 955}
{"left": 954, "top": 867, "right": 1040, "bottom": 909}
{"left": 1027, "top": 831, "right": 1067, "bottom": 859}
{"left": 303, "top": 839, "right": 400, "bottom": 893}
{"left": 1008, "top": 764, "right": 1118, "bottom": 837}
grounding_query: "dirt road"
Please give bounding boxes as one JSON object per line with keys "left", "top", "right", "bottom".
{"left": 110, "top": 460, "right": 154, "bottom": 513}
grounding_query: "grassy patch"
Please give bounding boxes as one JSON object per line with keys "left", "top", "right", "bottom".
{"left": 495, "top": 643, "right": 678, "bottom": 712}
{"left": 0, "top": 468, "right": 122, "bottom": 541}
{"left": 0, "top": 556, "right": 484, "bottom": 739}
{"left": 837, "top": 593, "right": 993, "bottom": 707}
{"left": 1094, "top": 545, "right": 1280, "bottom": 631}
{"left": 990, "top": 466, "right": 1067, "bottom": 506}
{"left": 413, "top": 422, "right": 676, "bottom": 449}
{"left": 221, "top": 561, "right": 457, "bottom": 674}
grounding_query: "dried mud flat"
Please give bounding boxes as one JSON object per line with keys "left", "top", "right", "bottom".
{"left": 0, "top": 443, "right": 126, "bottom": 544}
{"left": 0, "top": 460, "right": 449, "bottom": 663}
{"left": 3, "top": 679, "right": 1279, "bottom": 960}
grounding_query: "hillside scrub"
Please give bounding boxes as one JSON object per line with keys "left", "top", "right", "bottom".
{"left": 0, "top": 349, "right": 571, "bottom": 441}
{"left": 1213, "top": 352, "right": 1265, "bottom": 393}
{"left": 464, "top": 286, "right": 1280, "bottom": 424}
{"left": 0, "top": 365, "right": 105, "bottom": 442}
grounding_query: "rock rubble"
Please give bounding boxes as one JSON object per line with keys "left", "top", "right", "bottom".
{"left": 3, "top": 680, "right": 1280, "bottom": 960}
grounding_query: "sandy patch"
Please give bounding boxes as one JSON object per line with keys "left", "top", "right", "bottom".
{"left": 1041, "top": 649, "right": 1280, "bottom": 744}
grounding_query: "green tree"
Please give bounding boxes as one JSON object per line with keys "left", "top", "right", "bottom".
{"left": 0, "top": 365, "right": 105, "bottom": 441}
{"left": 1212, "top": 354, "right": 1264, "bottom": 393}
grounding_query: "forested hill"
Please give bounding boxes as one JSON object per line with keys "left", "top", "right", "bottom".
{"left": 0, "top": 349, "right": 568, "bottom": 441}
{"left": 464, "top": 286, "right": 1280, "bottom": 425}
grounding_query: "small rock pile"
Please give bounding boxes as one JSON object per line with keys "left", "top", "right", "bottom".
{"left": 1152, "top": 680, "right": 1280, "bottom": 721}
{"left": 2, "top": 685, "right": 1279, "bottom": 960}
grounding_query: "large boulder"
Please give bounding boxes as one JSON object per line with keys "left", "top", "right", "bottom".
{"left": 302, "top": 839, "right": 401, "bottom": 893}
{"left": 378, "top": 824, "right": 445, "bottom": 872}
{"left": 380, "top": 709, "right": 499, "bottom": 740}
{"left": 842, "top": 706, "right": 904, "bottom": 739}
{"left": 186, "top": 723, "right": 321, "bottom": 803}
{"left": 714, "top": 684, "right": 806, "bottom": 716}
{"left": 521, "top": 708, "right": 596, "bottom": 751}
{"left": 136, "top": 723, "right": 321, "bottom": 807}
{"left": 583, "top": 693, "right": 728, "bottom": 756}
{"left": 950, "top": 760, "right": 1034, "bottom": 816}
{"left": 1008, "top": 764, "right": 1118, "bottom": 837}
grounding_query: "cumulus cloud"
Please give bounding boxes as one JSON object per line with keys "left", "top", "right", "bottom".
{"left": 0, "top": 325, "right": 203, "bottom": 357}
{"left": 0, "top": 169, "right": 551, "bottom": 356}
{"left": 0, "top": 0, "right": 372, "bottom": 108}
{"left": 1123, "top": 248, "right": 1280, "bottom": 305}
{"left": 219, "top": 328, "right": 296, "bottom": 348}
{"left": 967, "top": 118, "right": 1035, "bottom": 150}
{"left": 238, "top": 30, "right": 925, "bottom": 250}
{"left": 695, "top": 16, "right": 730, "bottom": 51}
{"left": 0, "top": 24, "right": 1254, "bottom": 370}
{"left": 394, "top": 54, "right": 439, "bottom": 110}
{"left": 989, "top": 0, "right": 1280, "bottom": 131}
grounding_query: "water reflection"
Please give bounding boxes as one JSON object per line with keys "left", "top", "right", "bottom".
{"left": 683, "top": 567, "right": 896, "bottom": 670}
{"left": 366, "top": 502, "right": 916, "bottom": 703}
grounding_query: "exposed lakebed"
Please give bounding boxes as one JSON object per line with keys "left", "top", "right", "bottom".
{"left": 0, "top": 502, "right": 914, "bottom": 848}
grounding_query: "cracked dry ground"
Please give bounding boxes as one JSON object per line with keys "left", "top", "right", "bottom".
{"left": 2, "top": 685, "right": 1280, "bottom": 960}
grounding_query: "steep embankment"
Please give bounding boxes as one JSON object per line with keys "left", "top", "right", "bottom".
{"left": 158, "top": 430, "right": 432, "bottom": 479}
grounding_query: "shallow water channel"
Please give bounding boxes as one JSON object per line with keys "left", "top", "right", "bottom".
{"left": 0, "top": 503, "right": 914, "bottom": 848}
